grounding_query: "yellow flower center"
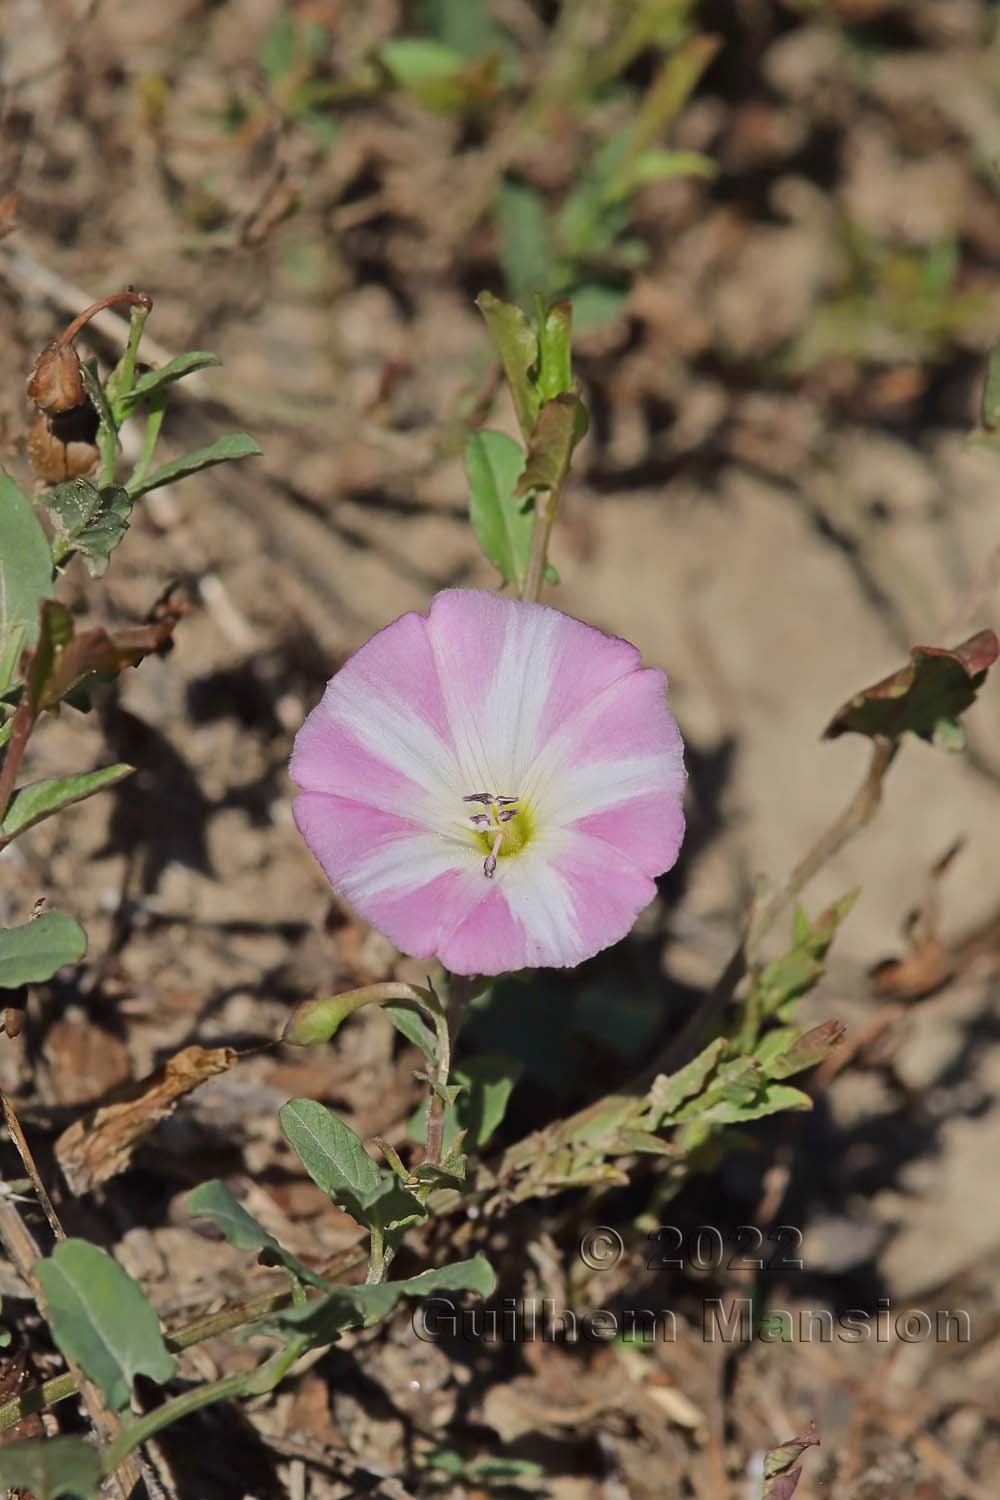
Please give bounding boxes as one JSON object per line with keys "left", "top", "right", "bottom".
{"left": 463, "top": 793, "right": 533, "bottom": 877}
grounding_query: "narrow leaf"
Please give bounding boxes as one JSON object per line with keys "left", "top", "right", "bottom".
{"left": 280, "top": 1098, "right": 383, "bottom": 1222}
{"left": 187, "top": 1179, "right": 326, "bottom": 1288}
{"left": 693, "top": 1082, "right": 813, "bottom": 1125}
{"left": 2, "top": 764, "right": 133, "bottom": 840}
{"left": 0, "top": 912, "right": 86, "bottom": 988}
{"left": 475, "top": 292, "right": 540, "bottom": 440}
{"left": 536, "top": 300, "right": 573, "bottom": 401}
{"left": 36, "top": 1239, "right": 177, "bottom": 1410}
{"left": 383, "top": 1001, "right": 437, "bottom": 1060}
{"left": 0, "top": 467, "right": 52, "bottom": 689}
{"left": 514, "top": 393, "right": 583, "bottom": 500}
{"left": 626, "top": 148, "right": 716, "bottom": 189}
{"left": 265, "top": 1253, "right": 496, "bottom": 1348}
{"left": 496, "top": 177, "right": 553, "bottom": 307}
{"left": 121, "top": 351, "right": 221, "bottom": 407}
{"left": 127, "top": 433, "right": 261, "bottom": 498}
{"left": 647, "top": 1037, "right": 726, "bottom": 1123}
{"left": 760, "top": 1020, "right": 847, "bottom": 1080}
{"left": 378, "top": 37, "right": 466, "bottom": 84}
{"left": 465, "top": 429, "right": 531, "bottom": 590}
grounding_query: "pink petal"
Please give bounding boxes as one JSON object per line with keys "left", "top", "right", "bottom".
{"left": 290, "top": 589, "right": 687, "bottom": 975}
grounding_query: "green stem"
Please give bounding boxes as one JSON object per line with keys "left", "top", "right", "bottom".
{"left": 99, "top": 1338, "right": 307, "bottom": 1478}
{"left": 365, "top": 1223, "right": 386, "bottom": 1285}
{"left": 109, "top": 303, "right": 150, "bottom": 411}
{"left": 522, "top": 486, "right": 560, "bottom": 603}
{"left": 0, "top": 1247, "right": 366, "bottom": 1433}
{"left": 423, "top": 1001, "right": 452, "bottom": 1167}
{"left": 128, "top": 396, "right": 166, "bottom": 490}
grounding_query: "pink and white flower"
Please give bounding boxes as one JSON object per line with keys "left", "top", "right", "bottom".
{"left": 290, "top": 590, "right": 685, "bottom": 976}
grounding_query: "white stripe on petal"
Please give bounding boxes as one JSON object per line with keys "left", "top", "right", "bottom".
{"left": 427, "top": 591, "right": 561, "bottom": 794}
{"left": 325, "top": 677, "right": 461, "bottom": 811}
{"left": 341, "top": 830, "right": 479, "bottom": 905}
{"left": 497, "top": 835, "right": 582, "bottom": 967}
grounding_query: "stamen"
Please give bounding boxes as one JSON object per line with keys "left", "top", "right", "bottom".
{"left": 463, "top": 791, "right": 524, "bottom": 878}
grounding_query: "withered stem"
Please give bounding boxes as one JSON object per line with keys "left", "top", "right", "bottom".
{"left": 56, "top": 290, "right": 152, "bottom": 349}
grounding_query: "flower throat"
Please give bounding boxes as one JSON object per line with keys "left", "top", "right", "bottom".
{"left": 463, "top": 792, "right": 532, "bottom": 878}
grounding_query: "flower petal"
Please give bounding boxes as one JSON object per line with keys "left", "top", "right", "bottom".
{"left": 290, "top": 609, "right": 460, "bottom": 815}
{"left": 290, "top": 589, "right": 687, "bottom": 976}
{"left": 530, "top": 667, "right": 686, "bottom": 875}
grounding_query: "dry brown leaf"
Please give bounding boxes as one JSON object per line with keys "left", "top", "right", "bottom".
{"left": 55, "top": 1044, "right": 234, "bottom": 1195}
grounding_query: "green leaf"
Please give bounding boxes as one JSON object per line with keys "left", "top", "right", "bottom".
{"left": 258, "top": 12, "right": 296, "bottom": 82}
{"left": 569, "top": 283, "right": 629, "bottom": 331}
{"left": 535, "top": 300, "right": 573, "bottom": 402}
{"left": 378, "top": 37, "right": 466, "bottom": 84}
{"left": 120, "top": 351, "right": 221, "bottom": 409}
{"left": 0, "top": 467, "right": 53, "bottom": 690}
{"left": 756, "top": 893, "right": 858, "bottom": 1021}
{"left": 465, "top": 429, "right": 531, "bottom": 590}
{"left": 514, "top": 393, "right": 584, "bottom": 500}
{"left": 824, "top": 630, "right": 999, "bottom": 745}
{"left": 36, "top": 1239, "right": 177, "bottom": 1410}
{"left": 45, "top": 480, "right": 134, "bottom": 576}
{"left": 2, "top": 764, "right": 133, "bottom": 840}
{"left": 79, "top": 361, "right": 117, "bottom": 445}
{"left": 186, "top": 1179, "right": 327, "bottom": 1288}
{"left": 0, "top": 1436, "right": 101, "bottom": 1499}
{"left": 0, "top": 912, "right": 86, "bottom": 988}
{"left": 383, "top": 1001, "right": 437, "bottom": 1061}
{"left": 497, "top": 177, "right": 553, "bottom": 307}
{"left": 624, "top": 147, "right": 716, "bottom": 191}
{"left": 453, "top": 1051, "right": 523, "bottom": 1147}
{"left": 647, "top": 1037, "right": 726, "bottom": 1123}
{"left": 475, "top": 292, "right": 540, "bottom": 440}
{"left": 364, "top": 1177, "right": 428, "bottom": 1231}
{"left": 758, "top": 1019, "right": 846, "bottom": 1080}
{"left": 126, "top": 433, "right": 261, "bottom": 498}
{"left": 264, "top": 1253, "right": 495, "bottom": 1348}
{"left": 420, "top": 0, "right": 511, "bottom": 59}
{"left": 279, "top": 1098, "right": 383, "bottom": 1223}
{"left": 691, "top": 1081, "right": 813, "bottom": 1126}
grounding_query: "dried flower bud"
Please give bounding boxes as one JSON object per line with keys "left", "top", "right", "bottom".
{"left": 27, "top": 411, "right": 98, "bottom": 483}
{"left": 26, "top": 341, "right": 86, "bottom": 415}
